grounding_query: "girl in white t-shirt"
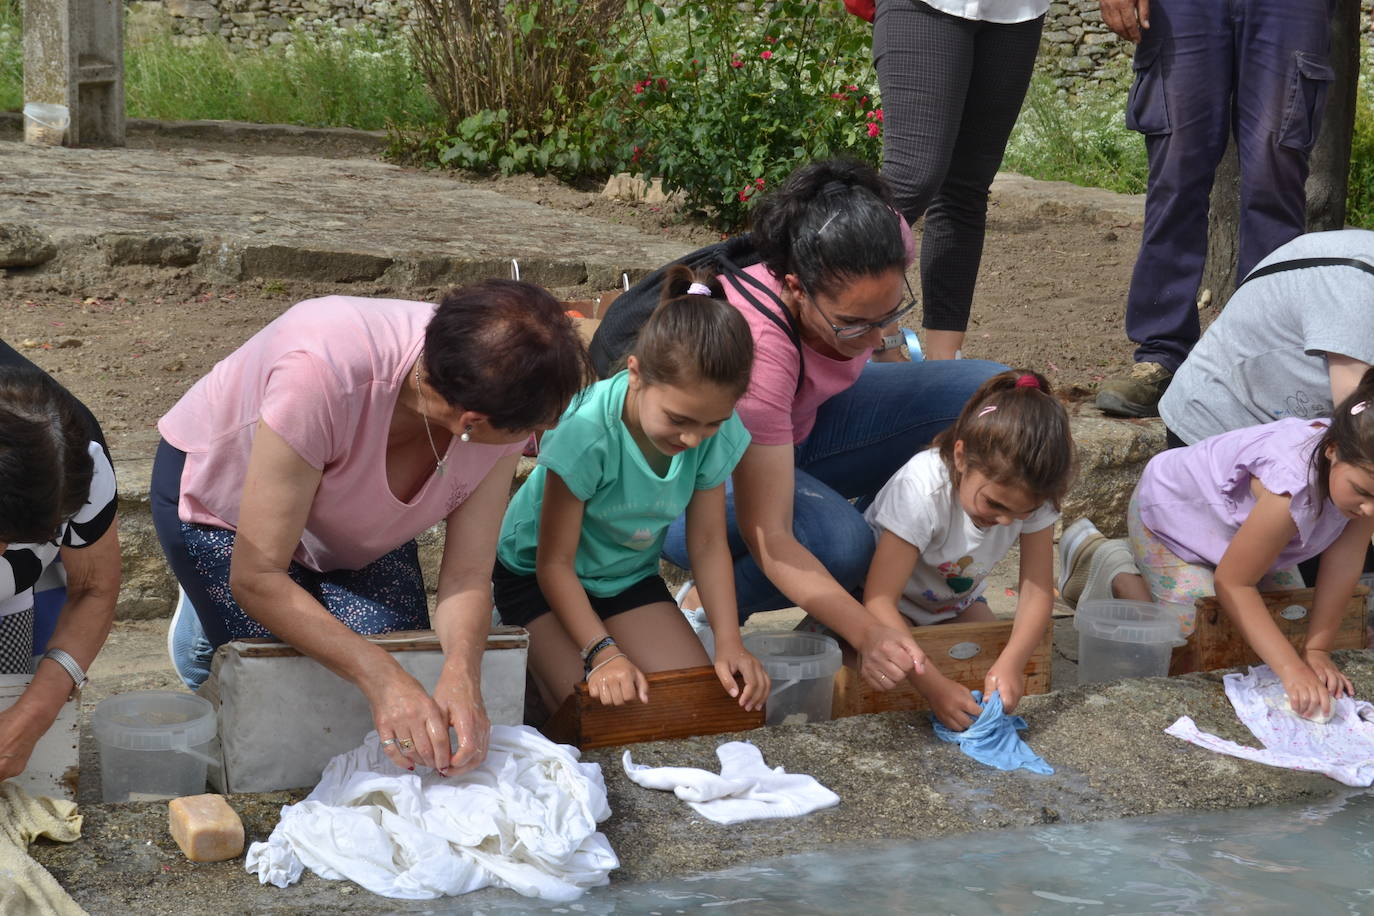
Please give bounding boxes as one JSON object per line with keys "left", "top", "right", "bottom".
{"left": 862, "top": 369, "right": 1074, "bottom": 730}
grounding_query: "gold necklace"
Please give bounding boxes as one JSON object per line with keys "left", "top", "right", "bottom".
{"left": 413, "top": 364, "right": 447, "bottom": 477}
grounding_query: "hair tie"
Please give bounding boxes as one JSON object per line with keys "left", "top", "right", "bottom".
{"left": 686, "top": 282, "right": 713, "bottom": 297}
{"left": 1353, "top": 400, "right": 1368, "bottom": 415}
{"left": 978, "top": 404, "right": 997, "bottom": 417}
{"left": 1015, "top": 374, "right": 1040, "bottom": 389}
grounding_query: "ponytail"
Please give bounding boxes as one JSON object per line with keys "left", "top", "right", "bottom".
{"left": 633, "top": 263, "right": 754, "bottom": 397}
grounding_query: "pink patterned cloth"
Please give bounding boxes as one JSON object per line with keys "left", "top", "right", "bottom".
{"left": 1165, "top": 665, "right": 1374, "bottom": 787}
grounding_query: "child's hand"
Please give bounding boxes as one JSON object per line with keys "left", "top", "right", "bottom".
{"left": 925, "top": 675, "right": 983, "bottom": 732}
{"left": 712, "top": 642, "right": 771, "bottom": 712}
{"left": 859, "top": 624, "right": 927, "bottom": 691}
{"left": 985, "top": 662, "right": 1025, "bottom": 712}
{"left": 1277, "top": 661, "right": 1332, "bottom": 721}
{"left": 1303, "top": 648, "right": 1354, "bottom": 699}
{"left": 587, "top": 654, "right": 649, "bottom": 706}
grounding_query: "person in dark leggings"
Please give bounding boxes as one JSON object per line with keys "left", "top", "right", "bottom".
{"left": 873, "top": 0, "right": 1045, "bottom": 361}
{"left": 0, "top": 340, "right": 120, "bottom": 782}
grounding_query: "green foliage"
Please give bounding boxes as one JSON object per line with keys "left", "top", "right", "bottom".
{"left": 123, "top": 24, "right": 435, "bottom": 129}
{"left": 0, "top": 0, "right": 20, "bottom": 113}
{"left": 1346, "top": 75, "right": 1374, "bottom": 230}
{"left": 595, "top": 0, "right": 880, "bottom": 229}
{"left": 404, "top": 0, "right": 621, "bottom": 176}
{"left": 1002, "top": 71, "right": 1148, "bottom": 196}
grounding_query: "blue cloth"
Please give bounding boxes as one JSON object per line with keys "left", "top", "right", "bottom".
{"left": 662, "top": 358, "right": 1004, "bottom": 619}
{"left": 931, "top": 690, "right": 1053, "bottom": 775}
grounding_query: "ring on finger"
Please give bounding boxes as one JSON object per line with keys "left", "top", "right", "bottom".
{"left": 380, "top": 738, "right": 398, "bottom": 748}
{"left": 399, "top": 738, "right": 415, "bottom": 751}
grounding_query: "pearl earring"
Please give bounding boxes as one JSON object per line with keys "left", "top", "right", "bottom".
{"left": 460, "top": 426, "right": 472, "bottom": 443}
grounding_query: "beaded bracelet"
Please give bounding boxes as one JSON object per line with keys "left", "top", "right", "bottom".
{"left": 582, "top": 635, "right": 617, "bottom": 673}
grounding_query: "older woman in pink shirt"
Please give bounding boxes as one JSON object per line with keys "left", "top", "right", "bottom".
{"left": 152, "top": 281, "right": 588, "bottom": 775}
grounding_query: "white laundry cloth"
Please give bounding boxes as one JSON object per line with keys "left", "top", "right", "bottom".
{"left": 622, "top": 741, "right": 839, "bottom": 824}
{"left": 245, "top": 724, "right": 618, "bottom": 901}
{"left": 1165, "top": 665, "right": 1374, "bottom": 787}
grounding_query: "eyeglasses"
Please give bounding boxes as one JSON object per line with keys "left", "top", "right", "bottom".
{"left": 805, "top": 276, "right": 919, "bottom": 341}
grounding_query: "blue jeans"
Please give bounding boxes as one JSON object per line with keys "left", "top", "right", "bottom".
{"left": 662, "top": 358, "right": 1004, "bottom": 619}
{"left": 1125, "top": 0, "right": 1334, "bottom": 372}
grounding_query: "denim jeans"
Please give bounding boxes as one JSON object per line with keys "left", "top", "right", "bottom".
{"left": 1125, "top": 0, "right": 1334, "bottom": 372}
{"left": 662, "top": 358, "right": 1005, "bottom": 619}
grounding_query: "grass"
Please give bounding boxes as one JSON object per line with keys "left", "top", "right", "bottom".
{"left": 0, "top": 2, "right": 436, "bottom": 130}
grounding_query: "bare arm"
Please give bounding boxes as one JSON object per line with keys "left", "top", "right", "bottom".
{"left": 429, "top": 452, "right": 521, "bottom": 774}
{"left": 1326, "top": 353, "right": 1370, "bottom": 408}
{"left": 230, "top": 421, "right": 447, "bottom": 772}
{"left": 686, "top": 483, "right": 769, "bottom": 710}
{"left": 986, "top": 525, "right": 1055, "bottom": 712}
{"left": 732, "top": 442, "right": 925, "bottom": 688}
{"left": 1304, "top": 512, "right": 1374, "bottom": 696}
{"left": 535, "top": 471, "right": 648, "bottom": 705}
{"left": 1214, "top": 481, "right": 1328, "bottom": 717}
{"left": 0, "top": 522, "right": 120, "bottom": 781}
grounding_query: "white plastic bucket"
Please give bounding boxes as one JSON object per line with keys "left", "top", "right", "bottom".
{"left": 23, "top": 102, "right": 69, "bottom": 147}
{"left": 1074, "top": 599, "right": 1186, "bottom": 684}
{"left": 93, "top": 691, "right": 217, "bottom": 802}
{"left": 742, "top": 631, "right": 842, "bottom": 725}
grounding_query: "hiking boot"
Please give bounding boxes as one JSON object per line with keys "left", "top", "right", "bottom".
{"left": 1096, "top": 361, "right": 1172, "bottom": 418}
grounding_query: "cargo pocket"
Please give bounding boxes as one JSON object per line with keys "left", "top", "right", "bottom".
{"left": 1125, "top": 39, "right": 1170, "bottom": 136}
{"left": 1277, "top": 51, "right": 1334, "bottom": 152}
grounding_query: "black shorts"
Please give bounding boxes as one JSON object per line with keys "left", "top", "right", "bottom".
{"left": 492, "top": 558, "right": 675, "bottom": 628}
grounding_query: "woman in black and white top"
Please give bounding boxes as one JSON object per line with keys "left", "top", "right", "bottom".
{"left": 0, "top": 340, "right": 120, "bottom": 781}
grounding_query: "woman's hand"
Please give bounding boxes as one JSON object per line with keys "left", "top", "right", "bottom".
{"left": 0, "top": 703, "right": 52, "bottom": 782}
{"left": 1276, "top": 660, "right": 1332, "bottom": 721}
{"left": 588, "top": 654, "right": 649, "bottom": 706}
{"left": 432, "top": 666, "right": 491, "bottom": 776}
{"left": 859, "top": 623, "right": 927, "bottom": 691}
{"left": 366, "top": 666, "right": 455, "bottom": 774}
{"left": 923, "top": 674, "right": 984, "bottom": 732}
{"left": 712, "top": 639, "right": 771, "bottom": 711}
{"left": 985, "top": 660, "right": 1026, "bottom": 713}
{"left": 1304, "top": 648, "right": 1353, "bottom": 700}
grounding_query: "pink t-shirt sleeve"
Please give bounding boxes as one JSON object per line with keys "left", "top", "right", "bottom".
{"left": 258, "top": 350, "right": 356, "bottom": 470}
{"left": 736, "top": 332, "right": 803, "bottom": 446}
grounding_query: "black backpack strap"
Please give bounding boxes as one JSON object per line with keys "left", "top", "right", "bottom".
{"left": 1239, "top": 257, "right": 1374, "bottom": 288}
{"left": 717, "top": 252, "right": 806, "bottom": 395}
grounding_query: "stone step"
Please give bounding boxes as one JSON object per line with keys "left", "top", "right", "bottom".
{"left": 112, "top": 409, "right": 1162, "bottom": 620}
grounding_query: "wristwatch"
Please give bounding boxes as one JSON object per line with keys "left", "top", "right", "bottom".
{"left": 875, "top": 333, "right": 905, "bottom": 352}
{"left": 42, "top": 648, "right": 89, "bottom": 695}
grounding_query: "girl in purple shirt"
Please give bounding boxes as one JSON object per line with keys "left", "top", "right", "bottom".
{"left": 1129, "top": 369, "right": 1374, "bottom": 720}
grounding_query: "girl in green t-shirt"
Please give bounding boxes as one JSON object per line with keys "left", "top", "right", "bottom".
{"left": 495, "top": 266, "right": 771, "bottom": 716}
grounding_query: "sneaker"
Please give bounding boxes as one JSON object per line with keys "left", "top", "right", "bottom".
{"left": 674, "top": 579, "right": 709, "bottom": 635}
{"left": 1095, "top": 361, "right": 1172, "bottom": 418}
{"left": 167, "top": 586, "right": 215, "bottom": 689}
{"left": 1058, "top": 518, "right": 1107, "bottom": 608}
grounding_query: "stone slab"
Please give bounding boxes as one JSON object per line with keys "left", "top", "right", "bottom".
{"left": 0, "top": 143, "right": 691, "bottom": 288}
{"left": 31, "top": 649, "right": 1372, "bottom": 914}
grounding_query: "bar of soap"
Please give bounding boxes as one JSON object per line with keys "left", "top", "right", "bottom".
{"left": 168, "top": 794, "right": 245, "bottom": 862}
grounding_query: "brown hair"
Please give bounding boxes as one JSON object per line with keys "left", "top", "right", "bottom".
{"left": 0, "top": 365, "right": 95, "bottom": 544}
{"left": 632, "top": 263, "right": 754, "bottom": 398}
{"left": 423, "top": 279, "right": 594, "bottom": 431}
{"left": 1311, "top": 366, "right": 1374, "bottom": 505}
{"left": 934, "top": 369, "right": 1076, "bottom": 509}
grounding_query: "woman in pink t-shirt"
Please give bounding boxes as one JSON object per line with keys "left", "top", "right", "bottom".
{"left": 152, "top": 281, "right": 589, "bottom": 776}
{"left": 637, "top": 160, "right": 1005, "bottom": 691}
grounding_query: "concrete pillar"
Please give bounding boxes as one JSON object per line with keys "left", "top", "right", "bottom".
{"left": 22, "top": 0, "right": 126, "bottom": 146}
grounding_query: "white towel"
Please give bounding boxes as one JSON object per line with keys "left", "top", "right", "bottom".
{"left": 245, "top": 724, "right": 618, "bottom": 901}
{"left": 1165, "top": 665, "right": 1374, "bottom": 787}
{"left": 622, "top": 741, "right": 839, "bottom": 824}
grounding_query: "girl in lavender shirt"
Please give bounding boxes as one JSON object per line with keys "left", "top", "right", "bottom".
{"left": 1129, "top": 369, "right": 1374, "bottom": 720}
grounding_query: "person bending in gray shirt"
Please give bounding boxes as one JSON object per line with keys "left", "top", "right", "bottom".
{"left": 1161, "top": 229, "right": 1374, "bottom": 446}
